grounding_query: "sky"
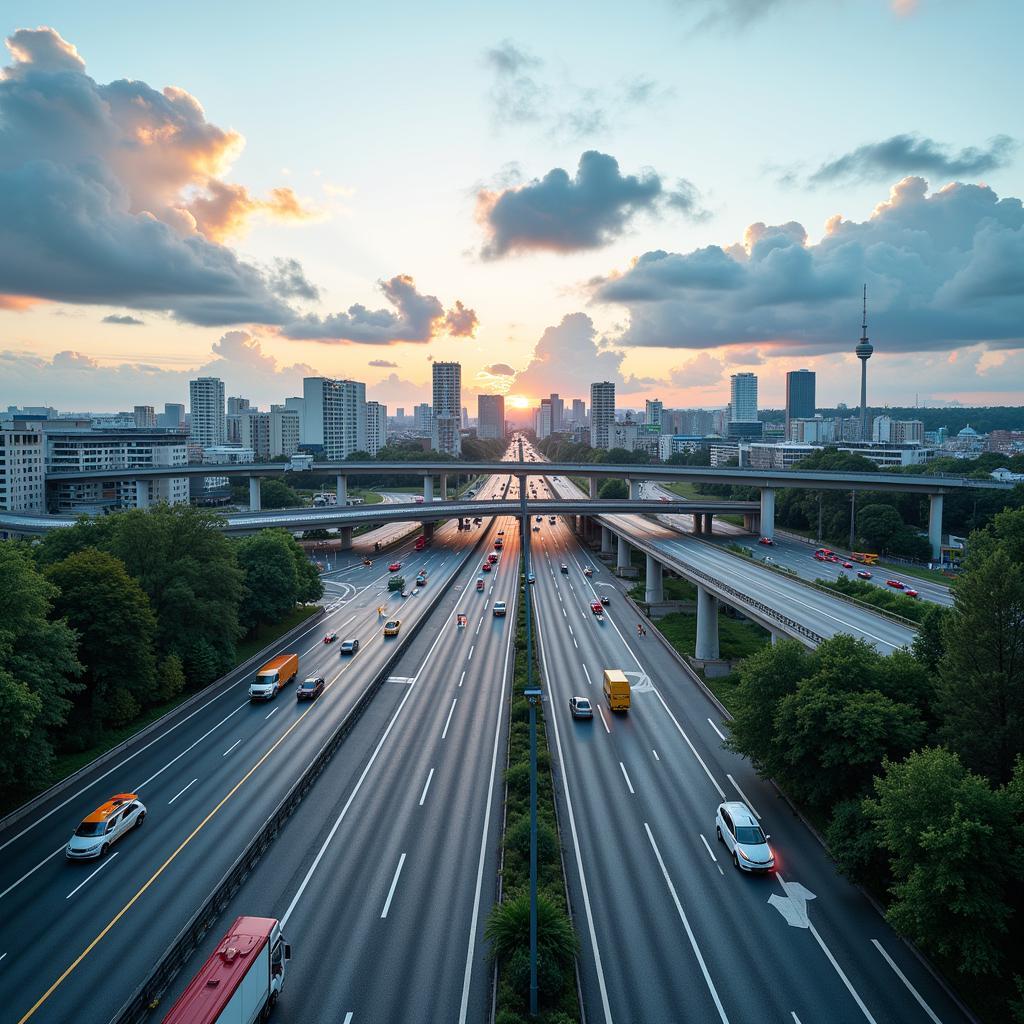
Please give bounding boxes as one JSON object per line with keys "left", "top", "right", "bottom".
{"left": 1, "top": 0, "right": 1022, "bottom": 415}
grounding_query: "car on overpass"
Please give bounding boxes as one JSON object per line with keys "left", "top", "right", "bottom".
{"left": 857, "top": 570, "right": 873, "bottom": 580}
{"left": 886, "top": 579, "right": 905, "bottom": 589}
{"left": 383, "top": 620, "right": 401, "bottom": 637}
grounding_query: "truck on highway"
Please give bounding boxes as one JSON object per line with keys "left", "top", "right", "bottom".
{"left": 249, "top": 653, "right": 299, "bottom": 701}
{"left": 603, "top": 669, "right": 631, "bottom": 712}
{"left": 162, "top": 915, "right": 291, "bottom": 1024}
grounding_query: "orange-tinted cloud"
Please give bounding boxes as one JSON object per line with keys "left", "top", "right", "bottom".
{"left": 187, "top": 181, "right": 315, "bottom": 241}
{"left": 0, "top": 294, "right": 41, "bottom": 311}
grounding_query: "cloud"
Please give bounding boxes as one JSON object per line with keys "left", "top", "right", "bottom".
{"left": 808, "top": 133, "right": 1017, "bottom": 186}
{"left": 593, "top": 176, "right": 1024, "bottom": 356}
{"left": 676, "top": 0, "right": 796, "bottom": 32}
{"left": 485, "top": 363, "right": 516, "bottom": 376}
{"left": 279, "top": 274, "right": 475, "bottom": 345}
{"left": 484, "top": 40, "right": 547, "bottom": 125}
{"left": 266, "top": 258, "right": 320, "bottom": 301}
{"left": 478, "top": 151, "right": 706, "bottom": 258}
{"left": 102, "top": 314, "right": 144, "bottom": 325}
{"left": 368, "top": 359, "right": 398, "bottom": 368}
{"left": 187, "top": 181, "right": 315, "bottom": 241}
{"left": 668, "top": 352, "right": 726, "bottom": 389}
{"left": 363, "top": 371, "right": 423, "bottom": 409}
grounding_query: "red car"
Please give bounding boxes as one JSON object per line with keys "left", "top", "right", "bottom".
{"left": 323, "top": 631, "right": 337, "bottom": 644}
{"left": 488, "top": 553, "right": 499, "bottom": 563}
{"left": 905, "top": 588, "right": 919, "bottom": 598}
{"left": 842, "top": 561, "right": 853, "bottom": 569}
{"left": 388, "top": 562, "right": 402, "bottom": 572}
{"left": 591, "top": 601, "right": 603, "bottom": 614}
{"left": 857, "top": 570, "right": 873, "bottom": 580}
{"left": 758, "top": 537, "right": 774, "bottom": 546}
{"left": 481, "top": 562, "right": 492, "bottom": 572}
{"left": 886, "top": 579, "right": 905, "bottom": 589}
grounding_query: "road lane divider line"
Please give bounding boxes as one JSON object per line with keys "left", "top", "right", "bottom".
{"left": 652, "top": 749, "right": 660, "bottom": 761}
{"left": 596, "top": 706, "right": 611, "bottom": 734}
{"left": 582, "top": 665, "right": 593, "bottom": 686}
{"left": 707, "top": 718, "right": 727, "bottom": 741}
{"left": 380, "top": 853, "right": 407, "bottom": 919}
{"left": 726, "top": 774, "right": 761, "bottom": 819}
{"left": 442, "top": 699, "right": 458, "bottom": 740}
{"left": 418, "top": 769, "right": 435, "bottom": 807}
{"left": 652, "top": 689, "right": 726, "bottom": 801}
{"left": 167, "top": 779, "right": 198, "bottom": 805}
{"left": 870, "top": 939, "right": 944, "bottom": 1024}
{"left": 792, "top": 1014, "right": 803, "bottom": 1024}
{"left": 0, "top": 846, "right": 65, "bottom": 901}
{"left": 644, "top": 823, "right": 730, "bottom": 1024}
{"left": 221, "top": 739, "right": 242, "bottom": 757}
{"left": 265, "top": 707, "right": 280, "bottom": 720}
{"left": 699, "top": 833, "right": 717, "bottom": 862}
{"left": 459, "top": 670, "right": 466, "bottom": 688}
{"left": 619, "top": 762, "right": 635, "bottom": 795}
{"left": 65, "top": 852, "right": 118, "bottom": 900}
{"left": 343, "top": 1013, "right": 353, "bottom": 1024}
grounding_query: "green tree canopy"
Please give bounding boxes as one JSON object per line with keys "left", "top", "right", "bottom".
{"left": 598, "top": 479, "right": 628, "bottom": 500}
{"left": 260, "top": 478, "right": 301, "bottom": 509}
{"left": 236, "top": 529, "right": 322, "bottom": 629}
{"left": 856, "top": 503, "right": 904, "bottom": 552}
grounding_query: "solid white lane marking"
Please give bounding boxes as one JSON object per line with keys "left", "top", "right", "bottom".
{"left": 596, "top": 706, "right": 611, "bottom": 734}
{"left": 66, "top": 853, "right": 118, "bottom": 900}
{"left": 871, "top": 939, "right": 944, "bottom": 1024}
{"left": 458, "top": 670, "right": 466, "bottom": 688}
{"left": 418, "top": 769, "right": 435, "bottom": 807}
{"left": 222, "top": 739, "right": 241, "bottom": 757}
{"left": 0, "top": 846, "right": 65, "bottom": 901}
{"left": 652, "top": 749, "right": 660, "bottom": 761}
{"left": 699, "top": 833, "right": 717, "bottom": 862}
{"left": 380, "top": 853, "right": 407, "bottom": 918}
{"left": 652, "top": 690, "right": 726, "bottom": 800}
{"left": 467, "top": 645, "right": 475, "bottom": 662}
{"left": 582, "top": 665, "right": 593, "bottom": 686}
{"left": 442, "top": 698, "right": 458, "bottom": 739}
{"left": 619, "top": 762, "right": 635, "bottom": 795}
{"left": 645, "top": 824, "right": 730, "bottom": 1023}
{"left": 343, "top": 1013, "right": 353, "bottom": 1024}
{"left": 167, "top": 779, "right": 198, "bottom": 805}
{"left": 707, "top": 718, "right": 727, "bottom": 741}
{"left": 265, "top": 706, "right": 279, "bottom": 720}
{"left": 791, "top": 1014, "right": 802, "bottom": 1023}
{"left": 726, "top": 774, "right": 761, "bottom": 819}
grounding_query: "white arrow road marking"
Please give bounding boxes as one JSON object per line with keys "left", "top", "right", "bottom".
{"left": 624, "top": 670, "right": 654, "bottom": 693}
{"left": 768, "top": 880, "right": 816, "bottom": 928}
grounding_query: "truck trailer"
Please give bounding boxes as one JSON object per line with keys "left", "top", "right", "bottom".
{"left": 248, "top": 653, "right": 299, "bottom": 701}
{"left": 162, "top": 915, "right": 291, "bottom": 1024}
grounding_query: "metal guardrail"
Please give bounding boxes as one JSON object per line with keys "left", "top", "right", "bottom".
{"left": 110, "top": 524, "right": 491, "bottom": 1023}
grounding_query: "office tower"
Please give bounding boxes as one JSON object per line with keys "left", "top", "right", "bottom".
{"left": 396, "top": 407, "right": 405, "bottom": 419}
{"left": 729, "top": 373, "right": 758, "bottom": 422}
{"left": 872, "top": 416, "right": 924, "bottom": 445}
{"left": 548, "top": 393, "right": 564, "bottom": 433}
{"left": 571, "top": 398, "right": 586, "bottom": 426}
{"left": 785, "top": 369, "right": 816, "bottom": 438}
{"left": 189, "top": 377, "right": 226, "bottom": 447}
{"left": 856, "top": 285, "right": 873, "bottom": 440}
{"left": 477, "top": 395, "right": 505, "bottom": 440}
{"left": 431, "top": 362, "right": 462, "bottom": 456}
{"left": 302, "top": 377, "right": 367, "bottom": 460}
{"left": 536, "top": 399, "right": 553, "bottom": 440}
{"left": 413, "top": 403, "right": 432, "bottom": 434}
{"left": 240, "top": 410, "right": 272, "bottom": 460}
{"left": 133, "top": 405, "right": 156, "bottom": 428}
{"left": 227, "top": 396, "right": 250, "bottom": 416}
{"left": 270, "top": 406, "right": 300, "bottom": 457}
{"left": 590, "top": 382, "right": 615, "bottom": 450}
{"left": 462, "top": 406, "right": 470, "bottom": 429}
{"left": 157, "top": 403, "right": 185, "bottom": 430}
{"left": 645, "top": 399, "right": 664, "bottom": 433}
{"left": 0, "top": 426, "right": 45, "bottom": 512}
{"left": 283, "top": 397, "right": 304, "bottom": 442}
{"left": 365, "top": 401, "right": 388, "bottom": 455}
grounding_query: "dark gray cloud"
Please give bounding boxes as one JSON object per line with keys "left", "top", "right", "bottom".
{"left": 484, "top": 40, "right": 547, "bottom": 125}
{"left": 479, "top": 151, "right": 707, "bottom": 258}
{"left": 280, "top": 275, "right": 476, "bottom": 345}
{"left": 675, "top": 0, "right": 800, "bottom": 32}
{"left": 368, "top": 359, "right": 398, "bottom": 368}
{"left": 484, "top": 363, "right": 516, "bottom": 376}
{"left": 102, "top": 314, "right": 144, "bottom": 325}
{"left": 267, "top": 258, "right": 320, "bottom": 301}
{"left": 809, "top": 133, "right": 1017, "bottom": 185}
{"left": 593, "top": 176, "right": 1024, "bottom": 355}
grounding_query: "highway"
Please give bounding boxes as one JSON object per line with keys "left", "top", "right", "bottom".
{"left": 0, "top": 499, "right": 497, "bottom": 1023}
{"left": 524, "top": 460, "right": 968, "bottom": 1024}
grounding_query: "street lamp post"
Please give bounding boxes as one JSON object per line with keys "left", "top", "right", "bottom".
{"left": 848, "top": 490, "right": 857, "bottom": 551}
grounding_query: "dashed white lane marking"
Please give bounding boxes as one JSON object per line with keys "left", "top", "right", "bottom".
{"left": 726, "top": 774, "right": 761, "bottom": 819}
{"left": 0, "top": 846, "right": 64, "bottom": 901}
{"left": 707, "top": 718, "right": 727, "bottom": 741}
{"left": 343, "top": 1013, "right": 353, "bottom": 1024}
{"left": 871, "top": 939, "right": 945, "bottom": 1024}
{"left": 66, "top": 852, "right": 118, "bottom": 900}
{"left": 442, "top": 698, "right": 458, "bottom": 739}
{"left": 652, "top": 749, "right": 660, "bottom": 761}
{"left": 582, "top": 665, "right": 593, "bottom": 686}
{"left": 468, "top": 644, "right": 475, "bottom": 661}
{"left": 699, "top": 833, "right": 717, "bottom": 862}
{"left": 791, "top": 1014, "right": 803, "bottom": 1023}
{"left": 222, "top": 739, "right": 241, "bottom": 757}
{"left": 167, "top": 779, "right": 198, "bottom": 805}
{"left": 619, "top": 762, "right": 635, "bottom": 795}
{"left": 596, "top": 706, "right": 611, "bottom": 734}
{"left": 380, "top": 853, "right": 407, "bottom": 919}
{"left": 418, "top": 769, "right": 435, "bottom": 807}
{"left": 265, "top": 707, "right": 279, "bottom": 720}
{"left": 458, "top": 670, "right": 466, "bottom": 688}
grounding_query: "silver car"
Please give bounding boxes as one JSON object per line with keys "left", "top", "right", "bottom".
{"left": 715, "top": 801, "right": 774, "bottom": 872}
{"left": 66, "top": 794, "right": 146, "bottom": 860}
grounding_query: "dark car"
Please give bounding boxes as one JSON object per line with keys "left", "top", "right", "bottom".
{"left": 297, "top": 676, "right": 325, "bottom": 700}
{"left": 560, "top": 564, "right": 568, "bottom": 574}
{"left": 339, "top": 638, "right": 360, "bottom": 655}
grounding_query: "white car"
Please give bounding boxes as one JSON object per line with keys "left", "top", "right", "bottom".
{"left": 493, "top": 601, "right": 507, "bottom": 617}
{"left": 66, "top": 793, "right": 146, "bottom": 860}
{"left": 715, "top": 801, "right": 774, "bottom": 873}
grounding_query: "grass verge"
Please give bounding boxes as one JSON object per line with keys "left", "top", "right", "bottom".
{"left": 656, "top": 611, "right": 771, "bottom": 662}
{"left": 487, "top": 573, "right": 580, "bottom": 1024}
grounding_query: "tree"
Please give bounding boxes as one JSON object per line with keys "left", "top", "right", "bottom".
{"left": 237, "top": 531, "right": 302, "bottom": 628}
{"left": 911, "top": 605, "right": 949, "bottom": 673}
{"left": 865, "top": 747, "right": 1017, "bottom": 976}
{"left": 856, "top": 503, "right": 903, "bottom": 552}
{"left": 0, "top": 544, "right": 81, "bottom": 800}
{"left": 156, "top": 653, "right": 186, "bottom": 702}
{"left": 936, "top": 545, "right": 1024, "bottom": 784}
{"left": 45, "top": 549, "right": 158, "bottom": 736}
{"left": 598, "top": 479, "right": 627, "bottom": 500}
{"left": 260, "top": 478, "right": 301, "bottom": 509}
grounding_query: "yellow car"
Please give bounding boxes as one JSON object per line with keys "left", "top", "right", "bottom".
{"left": 383, "top": 620, "right": 401, "bottom": 637}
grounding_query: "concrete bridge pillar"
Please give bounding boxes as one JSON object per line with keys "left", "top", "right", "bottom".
{"left": 759, "top": 487, "right": 775, "bottom": 540}
{"left": 629, "top": 478, "right": 642, "bottom": 500}
{"left": 423, "top": 475, "right": 434, "bottom": 502}
{"left": 743, "top": 512, "right": 758, "bottom": 533}
{"left": 695, "top": 585, "right": 720, "bottom": 660}
{"left": 336, "top": 474, "right": 348, "bottom": 506}
{"left": 339, "top": 526, "right": 353, "bottom": 550}
{"left": 770, "top": 630, "right": 780, "bottom": 647}
{"left": 423, "top": 521, "right": 435, "bottom": 540}
{"left": 928, "top": 493, "right": 944, "bottom": 561}
{"left": 249, "top": 476, "right": 261, "bottom": 512}
{"left": 589, "top": 477, "right": 599, "bottom": 499}
{"left": 601, "top": 525, "right": 614, "bottom": 555}
{"left": 645, "top": 554, "right": 664, "bottom": 604}
{"left": 691, "top": 513, "right": 704, "bottom": 535}
{"left": 616, "top": 535, "right": 631, "bottom": 571}
{"left": 440, "top": 474, "right": 448, "bottom": 500}
{"left": 704, "top": 513, "right": 714, "bottom": 535}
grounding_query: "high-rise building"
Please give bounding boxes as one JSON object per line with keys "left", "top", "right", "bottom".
{"left": 413, "top": 403, "right": 432, "bottom": 434}
{"left": 785, "top": 369, "right": 816, "bottom": 438}
{"left": 227, "top": 396, "right": 250, "bottom": 416}
{"left": 270, "top": 406, "right": 300, "bottom": 457}
{"left": 240, "top": 411, "right": 272, "bottom": 460}
{"left": 133, "top": 405, "right": 156, "bottom": 428}
{"left": 535, "top": 399, "right": 553, "bottom": 440}
{"left": 461, "top": 406, "right": 470, "bottom": 429}
{"left": 477, "top": 395, "right": 505, "bottom": 440}
{"left": 302, "top": 377, "right": 367, "bottom": 460}
{"left": 431, "top": 362, "right": 462, "bottom": 456}
{"left": 548, "top": 394, "right": 564, "bottom": 433}
{"left": 855, "top": 285, "right": 874, "bottom": 441}
{"left": 645, "top": 399, "right": 664, "bottom": 433}
{"left": 365, "top": 401, "right": 388, "bottom": 455}
{"left": 790, "top": 417, "right": 834, "bottom": 443}
{"left": 872, "top": 416, "right": 924, "bottom": 445}
{"left": 570, "top": 399, "right": 586, "bottom": 427}
{"left": 157, "top": 403, "right": 185, "bottom": 430}
{"left": 0, "top": 426, "right": 45, "bottom": 512}
{"left": 189, "top": 377, "right": 225, "bottom": 448}
{"left": 729, "top": 373, "right": 758, "bottom": 423}
{"left": 590, "top": 382, "right": 615, "bottom": 450}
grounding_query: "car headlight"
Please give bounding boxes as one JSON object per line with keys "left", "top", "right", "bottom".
{"left": 738, "top": 848, "right": 751, "bottom": 861}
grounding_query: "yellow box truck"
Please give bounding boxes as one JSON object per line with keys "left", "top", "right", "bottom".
{"left": 603, "top": 669, "right": 630, "bottom": 712}
{"left": 249, "top": 653, "right": 299, "bottom": 701}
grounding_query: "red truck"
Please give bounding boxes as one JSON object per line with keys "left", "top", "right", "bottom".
{"left": 162, "top": 916, "right": 291, "bottom": 1024}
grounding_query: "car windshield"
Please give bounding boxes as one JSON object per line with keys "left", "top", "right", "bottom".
{"left": 75, "top": 821, "right": 107, "bottom": 837}
{"left": 735, "top": 825, "right": 766, "bottom": 845}
{"left": 577, "top": 700, "right": 591, "bottom": 710}
{"left": 301, "top": 681, "right": 317, "bottom": 689}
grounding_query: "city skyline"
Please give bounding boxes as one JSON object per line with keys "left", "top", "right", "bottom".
{"left": 0, "top": 5, "right": 1022, "bottom": 413}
